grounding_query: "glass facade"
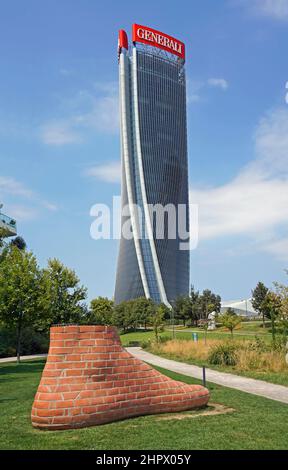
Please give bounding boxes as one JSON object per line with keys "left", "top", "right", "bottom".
{"left": 114, "top": 44, "right": 189, "bottom": 306}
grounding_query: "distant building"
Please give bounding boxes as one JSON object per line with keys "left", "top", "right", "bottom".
{"left": 221, "top": 299, "right": 258, "bottom": 318}
{"left": 0, "top": 204, "right": 17, "bottom": 239}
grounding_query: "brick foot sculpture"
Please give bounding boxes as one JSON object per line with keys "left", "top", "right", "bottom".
{"left": 31, "top": 325, "right": 209, "bottom": 430}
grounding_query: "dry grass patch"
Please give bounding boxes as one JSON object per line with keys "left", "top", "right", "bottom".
{"left": 152, "top": 338, "right": 221, "bottom": 362}
{"left": 157, "top": 403, "right": 235, "bottom": 421}
{"left": 237, "top": 349, "right": 287, "bottom": 373}
{"left": 150, "top": 338, "right": 288, "bottom": 375}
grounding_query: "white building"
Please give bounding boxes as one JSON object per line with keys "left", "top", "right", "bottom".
{"left": 221, "top": 299, "right": 258, "bottom": 318}
{"left": 0, "top": 204, "right": 17, "bottom": 239}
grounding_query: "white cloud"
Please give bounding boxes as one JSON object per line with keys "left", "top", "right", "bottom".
{"left": 262, "top": 237, "right": 288, "bottom": 261}
{"left": 190, "top": 107, "right": 288, "bottom": 260}
{"left": 76, "top": 95, "right": 119, "bottom": 134}
{"left": 42, "top": 201, "right": 58, "bottom": 211}
{"left": 60, "top": 68, "right": 73, "bottom": 76}
{"left": 83, "top": 107, "right": 288, "bottom": 262}
{"left": 0, "top": 176, "right": 58, "bottom": 222}
{"left": 207, "top": 78, "right": 229, "bottom": 90}
{"left": 41, "top": 83, "right": 119, "bottom": 146}
{"left": 85, "top": 161, "right": 121, "bottom": 183}
{"left": 4, "top": 205, "right": 39, "bottom": 222}
{"left": 187, "top": 78, "right": 229, "bottom": 104}
{"left": 41, "top": 121, "right": 82, "bottom": 146}
{"left": 0, "top": 176, "right": 34, "bottom": 198}
{"left": 234, "top": 0, "right": 288, "bottom": 21}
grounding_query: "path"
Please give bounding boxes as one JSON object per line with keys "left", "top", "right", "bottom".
{"left": 0, "top": 354, "right": 47, "bottom": 364}
{"left": 126, "top": 347, "right": 288, "bottom": 405}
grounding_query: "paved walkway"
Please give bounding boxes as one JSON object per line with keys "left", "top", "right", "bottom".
{"left": 0, "top": 354, "right": 47, "bottom": 363}
{"left": 126, "top": 347, "right": 288, "bottom": 405}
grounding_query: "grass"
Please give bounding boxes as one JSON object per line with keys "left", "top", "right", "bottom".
{"left": 0, "top": 359, "right": 288, "bottom": 450}
{"left": 120, "top": 325, "right": 274, "bottom": 347}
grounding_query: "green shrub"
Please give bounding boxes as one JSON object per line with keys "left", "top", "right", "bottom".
{"left": 208, "top": 342, "right": 239, "bottom": 366}
{"left": 247, "top": 336, "right": 269, "bottom": 353}
{"left": 271, "top": 335, "right": 287, "bottom": 352}
{"left": 0, "top": 326, "right": 49, "bottom": 357}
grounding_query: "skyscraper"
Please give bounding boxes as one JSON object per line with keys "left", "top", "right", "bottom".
{"left": 114, "top": 24, "right": 189, "bottom": 307}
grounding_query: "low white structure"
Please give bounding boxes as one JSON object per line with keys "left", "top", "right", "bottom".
{"left": 221, "top": 299, "right": 258, "bottom": 318}
{"left": 0, "top": 204, "right": 17, "bottom": 238}
{"left": 207, "top": 311, "right": 217, "bottom": 330}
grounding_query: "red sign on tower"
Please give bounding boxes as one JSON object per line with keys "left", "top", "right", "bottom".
{"left": 132, "top": 24, "right": 185, "bottom": 60}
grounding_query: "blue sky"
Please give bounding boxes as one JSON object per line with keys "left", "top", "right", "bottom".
{"left": 1, "top": 0, "right": 288, "bottom": 302}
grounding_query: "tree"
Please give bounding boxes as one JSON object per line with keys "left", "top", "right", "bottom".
{"left": 10, "top": 236, "right": 26, "bottom": 251}
{"left": 226, "top": 307, "right": 236, "bottom": 316}
{"left": 261, "top": 291, "right": 281, "bottom": 342}
{"left": 131, "top": 297, "right": 155, "bottom": 330}
{"left": 41, "top": 258, "right": 87, "bottom": 328}
{"left": 0, "top": 246, "right": 42, "bottom": 362}
{"left": 252, "top": 282, "right": 269, "bottom": 328}
{"left": 89, "top": 297, "right": 114, "bottom": 325}
{"left": 173, "top": 295, "right": 189, "bottom": 326}
{"left": 189, "top": 286, "right": 201, "bottom": 326}
{"left": 199, "top": 289, "right": 221, "bottom": 320}
{"left": 275, "top": 271, "right": 288, "bottom": 336}
{"left": 220, "top": 310, "right": 241, "bottom": 338}
{"left": 150, "top": 304, "right": 166, "bottom": 343}
{"left": 112, "top": 300, "right": 133, "bottom": 332}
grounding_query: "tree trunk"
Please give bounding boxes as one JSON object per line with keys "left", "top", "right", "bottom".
{"left": 16, "top": 314, "right": 23, "bottom": 364}
{"left": 271, "top": 313, "right": 276, "bottom": 343}
{"left": 262, "top": 312, "right": 265, "bottom": 329}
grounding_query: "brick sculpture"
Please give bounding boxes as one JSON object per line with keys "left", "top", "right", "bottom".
{"left": 31, "top": 325, "right": 209, "bottom": 430}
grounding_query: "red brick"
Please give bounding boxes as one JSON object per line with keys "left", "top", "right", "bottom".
{"left": 65, "top": 354, "right": 81, "bottom": 361}
{"left": 37, "top": 408, "right": 66, "bottom": 418}
{"left": 55, "top": 400, "right": 74, "bottom": 409}
{"left": 38, "top": 392, "right": 63, "bottom": 401}
{"left": 31, "top": 325, "right": 209, "bottom": 430}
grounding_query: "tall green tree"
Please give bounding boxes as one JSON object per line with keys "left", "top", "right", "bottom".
{"left": 189, "top": 286, "right": 201, "bottom": 326}
{"left": 173, "top": 295, "right": 188, "bottom": 325}
{"left": 150, "top": 304, "right": 166, "bottom": 343}
{"left": 131, "top": 297, "right": 155, "bottom": 330}
{"left": 89, "top": 297, "right": 114, "bottom": 325}
{"left": 252, "top": 281, "right": 269, "bottom": 328}
{"left": 41, "top": 258, "right": 87, "bottom": 328}
{"left": 112, "top": 300, "right": 134, "bottom": 331}
{"left": 0, "top": 246, "right": 42, "bottom": 362}
{"left": 261, "top": 291, "right": 281, "bottom": 342}
{"left": 275, "top": 271, "right": 288, "bottom": 336}
{"left": 199, "top": 289, "right": 221, "bottom": 319}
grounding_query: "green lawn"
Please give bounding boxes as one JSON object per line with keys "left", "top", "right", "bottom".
{"left": 0, "top": 359, "right": 288, "bottom": 450}
{"left": 120, "top": 325, "right": 273, "bottom": 347}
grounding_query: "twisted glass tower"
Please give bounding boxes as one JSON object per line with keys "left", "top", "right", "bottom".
{"left": 114, "top": 25, "right": 189, "bottom": 307}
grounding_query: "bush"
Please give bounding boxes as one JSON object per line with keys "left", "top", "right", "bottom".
{"left": 142, "top": 335, "right": 169, "bottom": 350}
{"left": 247, "top": 336, "right": 269, "bottom": 353}
{"left": 208, "top": 342, "right": 239, "bottom": 366}
{"left": 0, "top": 326, "right": 49, "bottom": 358}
